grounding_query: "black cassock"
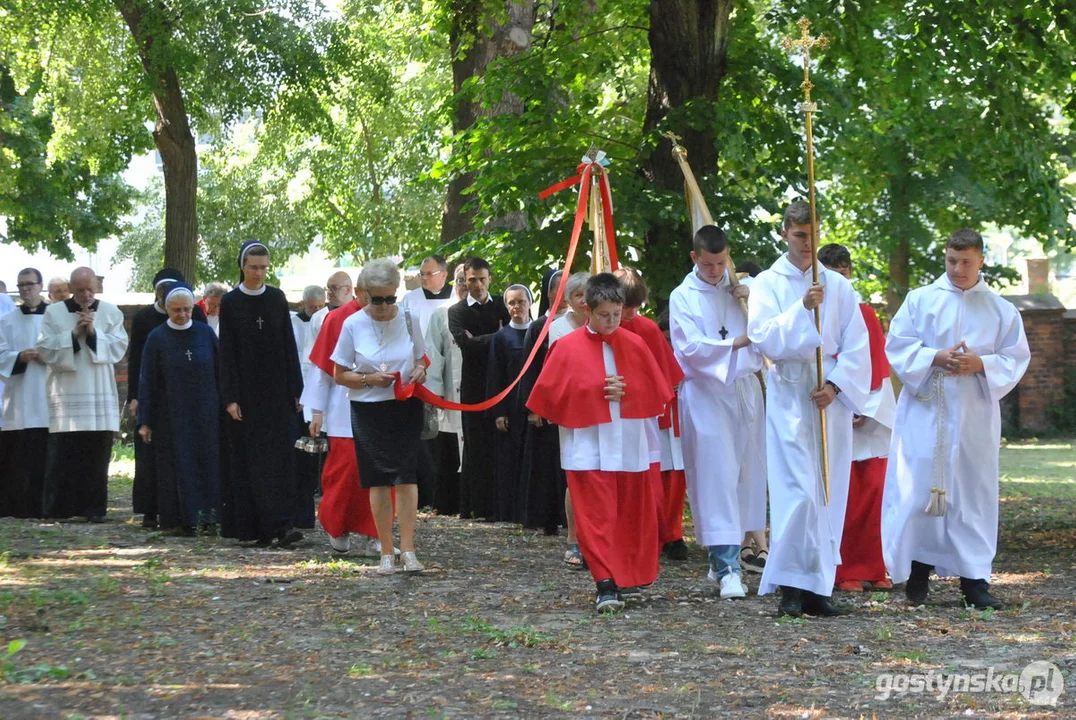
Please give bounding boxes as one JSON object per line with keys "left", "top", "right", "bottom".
{"left": 136, "top": 322, "right": 222, "bottom": 529}
{"left": 487, "top": 324, "right": 529, "bottom": 523}
{"left": 447, "top": 295, "right": 510, "bottom": 521}
{"left": 218, "top": 287, "right": 303, "bottom": 542}
{"left": 127, "top": 302, "right": 207, "bottom": 521}
{"left": 518, "top": 314, "right": 566, "bottom": 533}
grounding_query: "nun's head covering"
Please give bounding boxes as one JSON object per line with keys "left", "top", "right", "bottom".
{"left": 153, "top": 268, "right": 186, "bottom": 289}
{"left": 237, "top": 241, "right": 270, "bottom": 283}
{"left": 538, "top": 267, "right": 560, "bottom": 317}
{"left": 503, "top": 284, "right": 534, "bottom": 304}
{"left": 164, "top": 283, "right": 196, "bottom": 306}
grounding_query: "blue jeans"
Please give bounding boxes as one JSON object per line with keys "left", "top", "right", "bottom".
{"left": 708, "top": 544, "right": 741, "bottom": 579}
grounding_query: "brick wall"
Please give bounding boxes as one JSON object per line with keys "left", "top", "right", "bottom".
{"left": 1001, "top": 294, "right": 1066, "bottom": 434}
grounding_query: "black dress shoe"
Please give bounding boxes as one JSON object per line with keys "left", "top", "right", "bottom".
{"left": 960, "top": 578, "right": 1004, "bottom": 610}
{"left": 141, "top": 514, "right": 158, "bottom": 529}
{"left": 778, "top": 586, "right": 803, "bottom": 617}
{"left": 276, "top": 528, "right": 303, "bottom": 548}
{"left": 905, "top": 560, "right": 933, "bottom": 605}
{"left": 663, "top": 539, "right": 689, "bottom": 561}
{"left": 802, "top": 591, "right": 845, "bottom": 617}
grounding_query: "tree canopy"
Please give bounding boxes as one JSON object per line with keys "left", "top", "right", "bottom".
{"left": 2, "top": 0, "right": 1073, "bottom": 304}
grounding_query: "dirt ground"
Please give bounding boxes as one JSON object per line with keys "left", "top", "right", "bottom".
{"left": 0, "top": 440, "right": 1073, "bottom": 719}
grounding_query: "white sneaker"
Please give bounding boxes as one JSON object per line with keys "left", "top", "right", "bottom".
{"left": 376, "top": 554, "right": 396, "bottom": 575}
{"left": 399, "top": 551, "right": 424, "bottom": 573}
{"left": 329, "top": 534, "right": 351, "bottom": 553}
{"left": 719, "top": 573, "right": 747, "bottom": 599}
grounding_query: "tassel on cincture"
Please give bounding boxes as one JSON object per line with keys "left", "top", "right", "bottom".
{"left": 924, "top": 488, "right": 947, "bottom": 517}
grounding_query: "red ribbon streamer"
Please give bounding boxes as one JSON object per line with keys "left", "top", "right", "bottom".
{"left": 395, "top": 163, "right": 597, "bottom": 410}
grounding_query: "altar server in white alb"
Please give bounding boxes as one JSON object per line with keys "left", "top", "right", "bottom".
{"left": 669, "top": 225, "right": 767, "bottom": 600}
{"left": 38, "top": 267, "right": 129, "bottom": 521}
{"left": 881, "top": 229, "right": 1029, "bottom": 610}
{"left": 748, "top": 202, "right": 871, "bottom": 618}
{"left": 0, "top": 268, "right": 50, "bottom": 518}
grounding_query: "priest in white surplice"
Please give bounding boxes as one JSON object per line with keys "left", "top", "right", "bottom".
{"left": 0, "top": 269, "right": 50, "bottom": 517}
{"left": 669, "top": 225, "right": 767, "bottom": 601}
{"left": 38, "top": 267, "right": 128, "bottom": 521}
{"left": 881, "top": 229, "right": 1029, "bottom": 610}
{"left": 748, "top": 202, "right": 871, "bottom": 618}
{"left": 399, "top": 255, "right": 457, "bottom": 336}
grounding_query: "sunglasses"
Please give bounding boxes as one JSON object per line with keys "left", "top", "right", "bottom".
{"left": 369, "top": 295, "right": 397, "bottom": 305}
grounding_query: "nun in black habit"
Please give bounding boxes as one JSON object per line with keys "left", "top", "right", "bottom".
{"left": 128, "top": 268, "right": 207, "bottom": 528}
{"left": 218, "top": 241, "right": 305, "bottom": 547}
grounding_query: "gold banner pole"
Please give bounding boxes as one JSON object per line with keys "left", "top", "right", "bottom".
{"left": 782, "top": 17, "right": 831, "bottom": 505}
{"left": 663, "top": 133, "right": 749, "bottom": 318}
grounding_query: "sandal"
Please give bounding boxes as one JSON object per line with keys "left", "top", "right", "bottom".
{"left": 563, "top": 543, "right": 585, "bottom": 568}
{"left": 741, "top": 546, "right": 767, "bottom": 574}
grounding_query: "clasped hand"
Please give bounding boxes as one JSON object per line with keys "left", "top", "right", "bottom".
{"left": 604, "top": 374, "right": 626, "bottom": 402}
{"left": 933, "top": 342, "right": 984, "bottom": 375}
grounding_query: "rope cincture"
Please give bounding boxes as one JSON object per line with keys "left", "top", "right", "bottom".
{"left": 916, "top": 371, "right": 950, "bottom": 517}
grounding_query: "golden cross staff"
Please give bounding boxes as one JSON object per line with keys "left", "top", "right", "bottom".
{"left": 782, "top": 17, "right": 832, "bottom": 506}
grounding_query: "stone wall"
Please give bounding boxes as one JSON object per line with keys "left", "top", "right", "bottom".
{"left": 1001, "top": 294, "right": 1067, "bottom": 434}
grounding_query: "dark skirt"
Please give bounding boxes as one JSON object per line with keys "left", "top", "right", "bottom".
{"left": 350, "top": 398, "right": 423, "bottom": 488}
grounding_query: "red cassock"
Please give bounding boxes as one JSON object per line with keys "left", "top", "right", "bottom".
{"left": 307, "top": 301, "right": 391, "bottom": 538}
{"left": 527, "top": 326, "right": 674, "bottom": 588}
{"left": 836, "top": 303, "right": 891, "bottom": 585}
{"left": 619, "top": 315, "right": 687, "bottom": 547}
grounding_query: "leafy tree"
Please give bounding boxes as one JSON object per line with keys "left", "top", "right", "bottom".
{"left": 2, "top": 0, "right": 329, "bottom": 283}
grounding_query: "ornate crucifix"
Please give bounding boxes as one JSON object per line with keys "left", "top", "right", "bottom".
{"left": 718, "top": 326, "right": 729, "bottom": 340}
{"left": 256, "top": 316, "right": 265, "bottom": 330}
{"left": 185, "top": 349, "right": 193, "bottom": 361}
{"left": 782, "top": 16, "right": 832, "bottom": 506}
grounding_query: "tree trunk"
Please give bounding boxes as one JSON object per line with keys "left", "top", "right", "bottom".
{"left": 116, "top": 1, "right": 199, "bottom": 285}
{"left": 441, "top": 1, "right": 535, "bottom": 245}
{"left": 641, "top": 0, "right": 733, "bottom": 299}
{"left": 885, "top": 155, "right": 915, "bottom": 317}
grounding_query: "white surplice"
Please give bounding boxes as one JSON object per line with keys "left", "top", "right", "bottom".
{"left": 37, "top": 300, "right": 128, "bottom": 433}
{"left": 0, "top": 307, "right": 49, "bottom": 430}
{"left": 853, "top": 297, "right": 897, "bottom": 462}
{"left": 670, "top": 269, "right": 767, "bottom": 546}
{"left": 881, "top": 274, "right": 1029, "bottom": 583}
{"left": 748, "top": 256, "right": 871, "bottom": 596}
{"left": 399, "top": 286, "right": 457, "bottom": 338}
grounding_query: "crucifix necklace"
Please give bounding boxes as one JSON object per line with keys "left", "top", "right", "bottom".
{"left": 184, "top": 348, "right": 193, "bottom": 361}
{"left": 716, "top": 290, "right": 729, "bottom": 340}
{"left": 255, "top": 316, "right": 265, "bottom": 330}
{"left": 373, "top": 319, "right": 390, "bottom": 372}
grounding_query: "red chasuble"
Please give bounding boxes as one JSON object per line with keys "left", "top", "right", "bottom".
{"left": 526, "top": 325, "right": 674, "bottom": 429}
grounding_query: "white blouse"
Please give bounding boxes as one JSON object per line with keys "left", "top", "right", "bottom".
{"left": 331, "top": 309, "right": 425, "bottom": 402}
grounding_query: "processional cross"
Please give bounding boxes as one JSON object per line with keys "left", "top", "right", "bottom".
{"left": 782, "top": 17, "right": 832, "bottom": 505}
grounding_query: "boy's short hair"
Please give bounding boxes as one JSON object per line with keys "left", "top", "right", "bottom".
{"left": 782, "top": 201, "right": 814, "bottom": 229}
{"left": 818, "top": 243, "right": 852, "bottom": 270}
{"left": 613, "top": 266, "right": 648, "bottom": 308}
{"left": 693, "top": 225, "right": 729, "bottom": 255}
{"left": 584, "top": 273, "right": 624, "bottom": 308}
{"left": 947, "top": 229, "right": 984, "bottom": 253}
{"left": 735, "top": 259, "right": 762, "bottom": 277}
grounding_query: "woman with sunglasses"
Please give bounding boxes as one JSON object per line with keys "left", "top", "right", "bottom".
{"left": 331, "top": 259, "right": 428, "bottom": 574}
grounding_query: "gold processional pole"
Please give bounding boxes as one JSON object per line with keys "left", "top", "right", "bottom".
{"left": 586, "top": 147, "right": 613, "bottom": 274}
{"left": 663, "top": 132, "right": 749, "bottom": 319}
{"left": 782, "top": 17, "right": 832, "bottom": 506}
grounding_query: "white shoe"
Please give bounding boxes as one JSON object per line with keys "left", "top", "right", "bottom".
{"left": 329, "top": 534, "right": 351, "bottom": 553}
{"left": 719, "top": 573, "right": 747, "bottom": 599}
{"left": 363, "top": 536, "right": 382, "bottom": 557}
{"left": 376, "top": 554, "right": 396, "bottom": 575}
{"left": 399, "top": 551, "right": 424, "bottom": 573}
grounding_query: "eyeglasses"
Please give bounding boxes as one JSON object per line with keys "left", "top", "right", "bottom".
{"left": 420, "top": 270, "right": 445, "bottom": 278}
{"left": 368, "top": 295, "right": 397, "bottom": 305}
{"left": 327, "top": 285, "right": 352, "bottom": 293}
{"left": 16, "top": 282, "right": 40, "bottom": 289}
